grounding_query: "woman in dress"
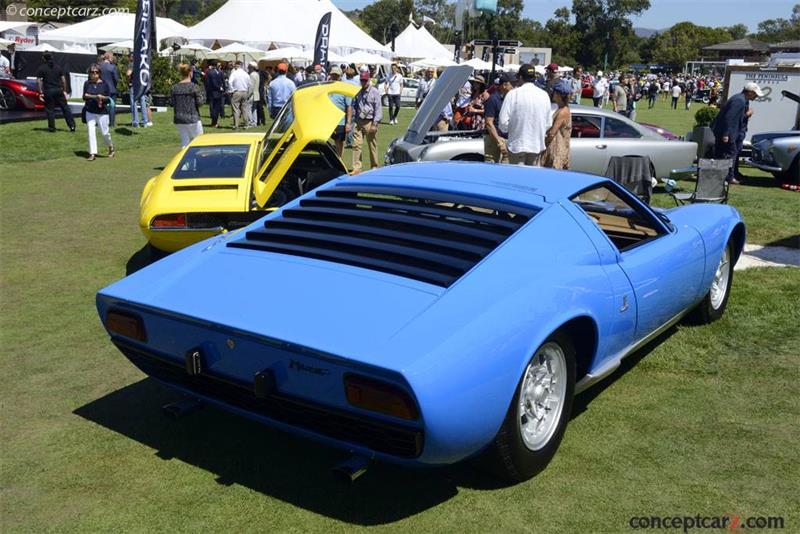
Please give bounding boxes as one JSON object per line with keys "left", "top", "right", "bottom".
{"left": 82, "top": 64, "right": 114, "bottom": 161}
{"left": 171, "top": 63, "right": 205, "bottom": 148}
{"left": 543, "top": 79, "right": 573, "bottom": 170}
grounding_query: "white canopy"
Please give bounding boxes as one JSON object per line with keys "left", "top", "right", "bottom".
{"left": 180, "top": 0, "right": 390, "bottom": 55}
{"left": 409, "top": 57, "right": 457, "bottom": 69}
{"left": 26, "top": 43, "right": 60, "bottom": 52}
{"left": 100, "top": 39, "right": 134, "bottom": 54}
{"left": 341, "top": 50, "right": 393, "bottom": 66}
{"left": 463, "top": 58, "right": 493, "bottom": 70}
{"left": 160, "top": 42, "right": 213, "bottom": 57}
{"left": 390, "top": 23, "right": 450, "bottom": 60}
{"left": 0, "top": 21, "right": 35, "bottom": 33}
{"left": 500, "top": 63, "right": 521, "bottom": 72}
{"left": 207, "top": 42, "right": 263, "bottom": 62}
{"left": 61, "top": 44, "right": 97, "bottom": 55}
{"left": 259, "top": 46, "right": 344, "bottom": 64}
{"left": 39, "top": 13, "right": 186, "bottom": 44}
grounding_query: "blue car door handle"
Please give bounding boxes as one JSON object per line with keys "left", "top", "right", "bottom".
{"left": 619, "top": 295, "right": 629, "bottom": 312}
{"left": 596, "top": 144, "right": 607, "bottom": 149}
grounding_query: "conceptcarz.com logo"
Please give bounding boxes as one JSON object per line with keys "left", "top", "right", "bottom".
{"left": 628, "top": 513, "right": 785, "bottom": 532}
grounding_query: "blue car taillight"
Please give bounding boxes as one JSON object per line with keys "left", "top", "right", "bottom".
{"left": 105, "top": 309, "right": 147, "bottom": 342}
{"left": 344, "top": 374, "right": 418, "bottom": 421}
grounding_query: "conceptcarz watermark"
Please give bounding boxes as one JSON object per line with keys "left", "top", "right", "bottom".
{"left": 5, "top": 5, "right": 129, "bottom": 19}
{"left": 629, "top": 514, "right": 785, "bottom": 532}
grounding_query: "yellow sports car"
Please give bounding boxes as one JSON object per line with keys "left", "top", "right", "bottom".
{"left": 139, "top": 82, "right": 358, "bottom": 252}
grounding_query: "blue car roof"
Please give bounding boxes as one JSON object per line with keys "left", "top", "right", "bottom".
{"left": 349, "top": 162, "right": 605, "bottom": 205}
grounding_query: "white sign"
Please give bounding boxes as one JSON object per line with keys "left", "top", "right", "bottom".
{"left": 724, "top": 67, "right": 800, "bottom": 142}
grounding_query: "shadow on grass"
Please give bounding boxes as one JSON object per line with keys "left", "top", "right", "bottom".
{"left": 114, "top": 127, "right": 135, "bottom": 136}
{"left": 737, "top": 170, "right": 778, "bottom": 188}
{"left": 73, "top": 378, "right": 464, "bottom": 525}
{"left": 572, "top": 325, "right": 678, "bottom": 418}
{"left": 765, "top": 235, "right": 800, "bottom": 249}
{"left": 126, "top": 244, "right": 168, "bottom": 275}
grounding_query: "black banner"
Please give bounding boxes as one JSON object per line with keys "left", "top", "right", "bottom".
{"left": 132, "top": 0, "right": 156, "bottom": 100}
{"left": 312, "top": 12, "right": 331, "bottom": 71}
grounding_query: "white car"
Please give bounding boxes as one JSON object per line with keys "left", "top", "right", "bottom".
{"left": 378, "top": 77, "right": 420, "bottom": 107}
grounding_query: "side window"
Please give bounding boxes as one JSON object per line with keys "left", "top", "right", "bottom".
{"left": 571, "top": 115, "right": 601, "bottom": 138}
{"left": 603, "top": 117, "right": 642, "bottom": 139}
{"left": 572, "top": 185, "right": 664, "bottom": 252}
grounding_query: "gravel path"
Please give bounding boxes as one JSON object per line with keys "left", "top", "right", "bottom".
{"left": 735, "top": 244, "right": 800, "bottom": 271}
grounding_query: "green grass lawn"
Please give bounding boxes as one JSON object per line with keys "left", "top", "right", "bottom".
{"left": 1, "top": 97, "right": 798, "bottom": 532}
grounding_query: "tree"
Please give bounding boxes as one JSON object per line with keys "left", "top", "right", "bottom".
{"left": 571, "top": 0, "right": 651, "bottom": 69}
{"left": 725, "top": 24, "right": 748, "bottom": 40}
{"left": 542, "top": 7, "right": 578, "bottom": 65}
{"left": 754, "top": 3, "right": 800, "bottom": 42}
{"left": 650, "top": 22, "right": 732, "bottom": 69}
{"left": 359, "top": 0, "right": 415, "bottom": 43}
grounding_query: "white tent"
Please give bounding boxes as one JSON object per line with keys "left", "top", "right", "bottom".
{"left": 207, "top": 42, "right": 263, "bottom": 62}
{"left": 180, "top": 0, "right": 390, "bottom": 55}
{"left": 341, "top": 50, "right": 393, "bottom": 65}
{"left": 463, "top": 58, "right": 493, "bottom": 70}
{"left": 0, "top": 21, "right": 35, "bottom": 33}
{"left": 61, "top": 44, "right": 97, "bottom": 55}
{"left": 26, "top": 43, "right": 60, "bottom": 52}
{"left": 160, "top": 42, "right": 213, "bottom": 57}
{"left": 409, "top": 57, "right": 458, "bottom": 69}
{"left": 39, "top": 13, "right": 186, "bottom": 44}
{"left": 0, "top": 37, "right": 15, "bottom": 50}
{"left": 259, "top": 46, "right": 344, "bottom": 64}
{"left": 100, "top": 40, "right": 134, "bottom": 54}
{"left": 389, "top": 23, "right": 450, "bottom": 60}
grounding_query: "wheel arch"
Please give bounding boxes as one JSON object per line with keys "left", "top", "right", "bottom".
{"left": 729, "top": 222, "right": 746, "bottom": 265}
{"left": 554, "top": 315, "right": 598, "bottom": 384}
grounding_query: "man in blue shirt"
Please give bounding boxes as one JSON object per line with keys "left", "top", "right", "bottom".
{"left": 99, "top": 53, "right": 120, "bottom": 127}
{"left": 268, "top": 62, "right": 296, "bottom": 119}
{"left": 484, "top": 72, "right": 515, "bottom": 163}
{"left": 351, "top": 70, "right": 382, "bottom": 173}
{"left": 327, "top": 66, "right": 352, "bottom": 157}
{"left": 712, "top": 82, "right": 762, "bottom": 184}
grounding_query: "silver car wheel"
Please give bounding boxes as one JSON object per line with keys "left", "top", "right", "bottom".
{"left": 710, "top": 247, "right": 730, "bottom": 310}
{"left": 519, "top": 342, "right": 567, "bottom": 451}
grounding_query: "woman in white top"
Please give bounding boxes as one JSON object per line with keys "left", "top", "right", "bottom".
{"left": 385, "top": 64, "right": 404, "bottom": 125}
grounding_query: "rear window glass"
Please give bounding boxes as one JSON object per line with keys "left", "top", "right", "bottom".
{"left": 172, "top": 145, "right": 250, "bottom": 179}
{"left": 571, "top": 115, "right": 601, "bottom": 138}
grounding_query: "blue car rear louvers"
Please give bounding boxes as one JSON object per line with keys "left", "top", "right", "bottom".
{"left": 228, "top": 185, "right": 538, "bottom": 287}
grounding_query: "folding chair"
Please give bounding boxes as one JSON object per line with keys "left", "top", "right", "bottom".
{"left": 671, "top": 158, "right": 732, "bottom": 206}
{"left": 603, "top": 155, "right": 654, "bottom": 204}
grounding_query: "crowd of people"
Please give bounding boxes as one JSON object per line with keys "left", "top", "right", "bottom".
{"left": 29, "top": 48, "right": 742, "bottom": 175}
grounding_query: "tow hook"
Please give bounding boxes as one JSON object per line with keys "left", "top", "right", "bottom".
{"left": 331, "top": 453, "right": 372, "bottom": 484}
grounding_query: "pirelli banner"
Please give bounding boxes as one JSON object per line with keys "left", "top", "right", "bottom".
{"left": 132, "top": 0, "right": 157, "bottom": 100}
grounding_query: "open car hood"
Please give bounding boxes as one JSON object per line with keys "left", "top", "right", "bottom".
{"left": 403, "top": 65, "right": 473, "bottom": 145}
{"left": 252, "top": 82, "right": 359, "bottom": 207}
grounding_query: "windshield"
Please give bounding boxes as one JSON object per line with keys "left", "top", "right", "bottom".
{"left": 260, "top": 98, "right": 295, "bottom": 167}
{"left": 172, "top": 145, "right": 250, "bottom": 179}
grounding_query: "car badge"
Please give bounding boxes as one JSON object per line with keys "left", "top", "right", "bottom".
{"left": 226, "top": 339, "right": 236, "bottom": 349}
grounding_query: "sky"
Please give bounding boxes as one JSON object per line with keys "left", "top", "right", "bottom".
{"left": 331, "top": 0, "right": 796, "bottom": 33}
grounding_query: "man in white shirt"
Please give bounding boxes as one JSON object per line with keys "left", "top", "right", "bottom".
{"left": 247, "top": 62, "right": 261, "bottom": 127}
{"left": 498, "top": 64, "right": 553, "bottom": 166}
{"left": 385, "top": 64, "right": 404, "bottom": 124}
{"left": 592, "top": 71, "right": 608, "bottom": 108}
{"left": 228, "top": 61, "right": 251, "bottom": 129}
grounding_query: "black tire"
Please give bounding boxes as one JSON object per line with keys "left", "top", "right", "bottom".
{"left": 775, "top": 157, "right": 799, "bottom": 186}
{"left": 480, "top": 331, "right": 576, "bottom": 484}
{"left": 686, "top": 240, "right": 734, "bottom": 324}
{"left": 0, "top": 87, "right": 16, "bottom": 110}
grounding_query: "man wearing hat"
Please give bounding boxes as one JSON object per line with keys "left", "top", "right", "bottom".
{"left": 498, "top": 64, "right": 552, "bottom": 166}
{"left": 267, "top": 62, "right": 296, "bottom": 119}
{"left": 712, "top": 82, "right": 763, "bottom": 184}
{"left": 351, "top": 70, "right": 382, "bottom": 173}
{"left": 328, "top": 65, "right": 352, "bottom": 157}
{"left": 536, "top": 63, "right": 561, "bottom": 98}
{"left": 483, "top": 73, "right": 514, "bottom": 163}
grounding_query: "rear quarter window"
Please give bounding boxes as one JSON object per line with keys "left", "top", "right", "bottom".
{"left": 172, "top": 145, "right": 250, "bottom": 179}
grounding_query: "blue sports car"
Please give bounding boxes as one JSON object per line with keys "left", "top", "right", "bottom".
{"left": 97, "top": 162, "right": 745, "bottom": 483}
